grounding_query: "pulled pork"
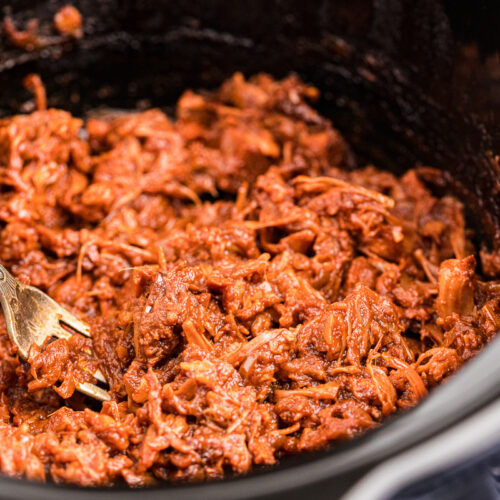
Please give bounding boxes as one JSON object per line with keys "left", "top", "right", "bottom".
{"left": 0, "top": 73, "right": 499, "bottom": 486}
{"left": 3, "top": 5, "right": 83, "bottom": 51}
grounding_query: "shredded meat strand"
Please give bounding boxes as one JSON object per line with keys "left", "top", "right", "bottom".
{"left": 3, "top": 6, "right": 83, "bottom": 51}
{"left": 23, "top": 74, "right": 47, "bottom": 111}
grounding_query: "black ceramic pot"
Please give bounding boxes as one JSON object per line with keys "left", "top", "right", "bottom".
{"left": 0, "top": 1, "right": 500, "bottom": 499}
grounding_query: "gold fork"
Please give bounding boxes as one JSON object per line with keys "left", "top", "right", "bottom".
{"left": 0, "top": 263, "right": 110, "bottom": 401}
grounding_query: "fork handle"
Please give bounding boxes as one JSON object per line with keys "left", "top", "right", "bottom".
{"left": 0, "top": 264, "right": 31, "bottom": 358}
{"left": 0, "top": 263, "right": 20, "bottom": 307}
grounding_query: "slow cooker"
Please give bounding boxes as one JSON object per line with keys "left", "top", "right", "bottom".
{"left": 1, "top": 1, "right": 500, "bottom": 499}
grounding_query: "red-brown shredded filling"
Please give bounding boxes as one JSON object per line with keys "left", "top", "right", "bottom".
{"left": 3, "top": 5, "right": 83, "bottom": 52}
{"left": 0, "top": 73, "right": 499, "bottom": 486}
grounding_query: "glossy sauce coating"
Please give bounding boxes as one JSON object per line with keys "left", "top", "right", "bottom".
{"left": 0, "top": 74, "right": 499, "bottom": 486}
